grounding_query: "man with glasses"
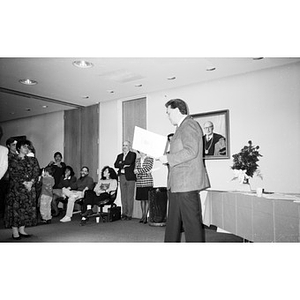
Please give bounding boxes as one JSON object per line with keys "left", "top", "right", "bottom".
{"left": 114, "top": 140, "right": 136, "bottom": 220}
{"left": 203, "top": 121, "right": 226, "bottom": 156}
{"left": 60, "top": 166, "right": 94, "bottom": 223}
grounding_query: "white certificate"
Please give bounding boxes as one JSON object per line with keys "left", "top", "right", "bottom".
{"left": 132, "top": 126, "right": 168, "bottom": 158}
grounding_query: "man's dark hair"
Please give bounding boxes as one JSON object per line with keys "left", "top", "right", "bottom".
{"left": 6, "top": 137, "right": 17, "bottom": 147}
{"left": 165, "top": 98, "right": 189, "bottom": 115}
{"left": 81, "top": 166, "right": 89, "bottom": 172}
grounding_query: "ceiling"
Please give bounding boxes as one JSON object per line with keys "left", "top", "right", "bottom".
{"left": 1, "top": 57, "right": 300, "bottom": 123}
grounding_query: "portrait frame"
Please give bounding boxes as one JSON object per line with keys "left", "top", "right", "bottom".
{"left": 191, "top": 109, "right": 230, "bottom": 160}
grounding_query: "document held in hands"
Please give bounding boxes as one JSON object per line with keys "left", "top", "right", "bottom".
{"left": 132, "top": 126, "right": 168, "bottom": 158}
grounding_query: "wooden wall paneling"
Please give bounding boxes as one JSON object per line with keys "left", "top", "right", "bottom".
{"left": 64, "top": 109, "right": 81, "bottom": 177}
{"left": 81, "top": 104, "right": 99, "bottom": 182}
{"left": 122, "top": 97, "right": 147, "bottom": 143}
{"left": 122, "top": 97, "right": 147, "bottom": 218}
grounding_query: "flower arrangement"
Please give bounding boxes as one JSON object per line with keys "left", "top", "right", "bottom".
{"left": 231, "top": 140, "right": 263, "bottom": 184}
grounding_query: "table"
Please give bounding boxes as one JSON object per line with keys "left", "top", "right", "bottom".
{"left": 202, "top": 190, "right": 300, "bottom": 242}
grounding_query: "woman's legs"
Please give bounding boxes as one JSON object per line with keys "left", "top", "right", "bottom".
{"left": 144, "top": 200, "right": 149, "bottom": 223}
{"left": 12, "top": 226, "right": 19, "bottom": 238}
{"left": 140, "top": 201, "right": 145, "bottom": 222}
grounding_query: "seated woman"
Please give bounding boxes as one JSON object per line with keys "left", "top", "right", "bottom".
{"left": 51, "top": 166, "right": 77, "bottom": 217}
{"left": 80, "top": 166, "right": 118, "bottom": 226}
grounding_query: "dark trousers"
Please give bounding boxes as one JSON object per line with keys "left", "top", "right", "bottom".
{"left": 119, "top": 174, "right": 135, "bottom": 218}
{"left": 82, "top": 190, "right": 110, "bottom": 213}
{"left": 164, "top": 191, "right": 205, "bottom": 242}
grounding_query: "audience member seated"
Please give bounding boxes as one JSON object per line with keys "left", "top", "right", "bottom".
{"left": 51, "top": 166, "right": 77, "bottom": 217}
{"left": 80, "top": 166, "right": 118, "bottom": 226}
{"left": 60, "top": 166, "right": 94, "bottom": 223}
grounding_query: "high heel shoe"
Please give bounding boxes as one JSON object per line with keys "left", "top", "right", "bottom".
{"left": 12, "top": 234, "right": 21, "bottom": 240}
{"left": 139, "top": 218, "right": 144, "bottom": 223}
{"left": 19, "top": 233, "right": 32, "bottom": 238}
{"left": 143, "top": 218, "right": 148, "bottom": 224}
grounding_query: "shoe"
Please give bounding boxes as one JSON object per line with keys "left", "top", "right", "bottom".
{"left": 60, "top": 216, "right": 71, "bottom": 223}
{"left": 40, "top": 219, "right": 48, "bottom": 224}
{"left": 139, "top": 218, "right": 144, "bottom": 223}
{"left": 127, "top": 216, "right": 132, "bottom": 221}
{"left": 46, "top": 220, "right": 52, "bottom": 224}
{"left": 143, "top": 218, "right": 148, "bottom": 224}
{"left": 122, "top": 216, "right": 128, "bottom": 220}
{"left": 19, "top": 233, "right": 32, "bottom": 238}
{"left": 12, "top": 234, "right": 21, "bottom": 240}
{"left": 81, "top": 209, "right": 93, "bottom": 218}
{"left": 80, "top": 219, "right": 87, "bottom": 226}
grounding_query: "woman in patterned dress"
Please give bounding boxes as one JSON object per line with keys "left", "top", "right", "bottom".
{"left": 4, "top": 139, "right": 40, "bottom": 240}
{"left": 134, "top": 151, "right": 154, "bottom": 224}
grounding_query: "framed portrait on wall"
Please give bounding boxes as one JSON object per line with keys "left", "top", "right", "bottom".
{"left": 191, "top": 109, "right": 230, "bottom": 160}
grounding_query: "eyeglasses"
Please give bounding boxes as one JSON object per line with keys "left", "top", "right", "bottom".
{"left": 204, "top": 126, "right": 213, "bottom": 130}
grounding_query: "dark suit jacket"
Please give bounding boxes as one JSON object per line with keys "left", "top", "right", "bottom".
{"left": 167, "top": 116, "right": 210, "bottom": 193}
{"left": 114, "top": 151, "right": 136, "bottom": 181}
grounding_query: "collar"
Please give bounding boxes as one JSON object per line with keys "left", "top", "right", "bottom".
{"left": 177, "top": 115, "right": 187, "bottom": 128}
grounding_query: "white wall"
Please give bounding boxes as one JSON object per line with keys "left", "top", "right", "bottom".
{"left": 100, "top": 62, "right": 300, "bottom": 193}
{"left": 0, "top": 111, "right": 64, "bottom": 168}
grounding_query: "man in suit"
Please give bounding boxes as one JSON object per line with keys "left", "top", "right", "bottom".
{"left": 159, "top": 99, "right": 210, "bottom": 242}
{"left": 203, "top": 121, "right": 226, "bottom": 156}
{"left": 114, "top": 140, "right": 136, "bottom": 220}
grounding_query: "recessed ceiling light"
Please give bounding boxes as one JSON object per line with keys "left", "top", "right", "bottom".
{"left": 72, "top": 60, "right": 93, "bottom": 68}
{"left": 82, "top": 96, "right": 90, "bottom": 99}
{"left": 206, "top": 67, "right": 216, "bottom": 71}
{"left": 19, "top": 79, "right": 38, "bottom": 85}
{"left": 10, "top": 112, "right": 15, "bottom": 115}
{"left": 135, "top": 84, "right": 143, "bottom": 87}
{"left": 107, "top": 90, "right": 114, "bottom": 94}
{"left": 42, "top": 105, "right": 48, "bottom": 108}
{"left": 26, "top": 108, "right": 31, "bottom": 111}
{"left": 252, "top": 57, "right": 264, "bottom": 60}
{"left": 167, "top": 76, "right": 176, "bottom": 80}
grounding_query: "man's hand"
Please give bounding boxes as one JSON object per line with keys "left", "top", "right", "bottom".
{"left": 158, "top": 155, "right": 168, "bottom": 165}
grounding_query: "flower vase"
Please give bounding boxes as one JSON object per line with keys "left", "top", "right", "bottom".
{"left": 241, "top": 177, "right": 251, "bottom": 192}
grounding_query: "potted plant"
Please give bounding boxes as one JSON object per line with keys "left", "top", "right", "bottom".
{"left": 231, "top": 140, "right": 263, "bottom": 185}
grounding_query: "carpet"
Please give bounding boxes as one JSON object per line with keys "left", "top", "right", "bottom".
{"left": 0, "top": 213, "right": 243, "bottom": 243}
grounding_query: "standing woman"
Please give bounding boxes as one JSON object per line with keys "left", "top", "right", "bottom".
{"left": 134, "top": 151, "right": 154, "bottom": 224}
{"left": 4, "top": 139, "right": 40, "bottom": 240}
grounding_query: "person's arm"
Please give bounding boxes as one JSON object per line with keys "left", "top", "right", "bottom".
{"left": 94, "top": 180, "right": 106, "bottom": 196}
{"left": 85, "top": 177, "right": 94, "bottom": 190}
{"left": 167, "top": 121, "right": 201, "bottom": 167}
{"left": 107, "top": 179, "right": 118, "bottom": 194}
{"left": 114, "top": 154, "right": 124, "bottom": 169}
{"left": 0, "top": 147, "right": 8, "bottom": 180}
{"left": 123, "top": 152, "right": 136, "bottom": 168}
{"left": 135, "top": 157, "right": 154, "bottom": 174}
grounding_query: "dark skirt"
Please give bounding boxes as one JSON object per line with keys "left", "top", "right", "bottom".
{"left": 136, "top": 187, "right": 152, "bottom": 201}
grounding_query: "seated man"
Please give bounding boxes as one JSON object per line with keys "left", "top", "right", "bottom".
{"left": 80, "top": 166, "right": 118, "bottom": 225}
{"left": 60, "top": 166, "right": 94, "bottom": 223}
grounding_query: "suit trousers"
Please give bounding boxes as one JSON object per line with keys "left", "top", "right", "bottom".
{"left": 164, "top": 191, "right": 205, "bottom": 242}
{"left": 119, "top": 174, "right": 135, "bottom": 218}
